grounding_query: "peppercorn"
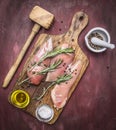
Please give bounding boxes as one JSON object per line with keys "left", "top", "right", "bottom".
{"left": 88, "top": 32, "right": 104, "bottom": 50}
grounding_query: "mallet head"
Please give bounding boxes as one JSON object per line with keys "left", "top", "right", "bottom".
{"left": 29, "top": 6, "right": 54, "bottom": 29}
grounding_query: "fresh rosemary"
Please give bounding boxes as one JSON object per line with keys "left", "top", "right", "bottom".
{"left": 18, "top": 59, "right": 62, "bottom": 85}
{"left": 55, "top": 74, "right": 72, "bottom": 84}
{"left": 39, "top": 59, "right": 62, "bottom": 74}
{"left": 29, "top": 47, "right": 74, "bottom": 71}
{"left": 33, "top": 74, "right": 72, "bottom": 100}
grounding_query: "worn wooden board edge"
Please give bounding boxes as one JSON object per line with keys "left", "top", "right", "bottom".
{"left": 8, "top": 11, "right": 89, "bottom": 124}
{"left": 8, "top": 33, "right": 89, "bottom": 124}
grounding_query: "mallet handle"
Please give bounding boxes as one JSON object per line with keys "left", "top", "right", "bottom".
{"left": 2, "top": 23, "right": 40, "bottom": 88}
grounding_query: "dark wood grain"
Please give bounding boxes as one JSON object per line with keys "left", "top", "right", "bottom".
{"left": 0, "top": 0, "right": 116, "bottom": 130}
{"left": 8, "top": 11, "right": 89, "bottom": 124}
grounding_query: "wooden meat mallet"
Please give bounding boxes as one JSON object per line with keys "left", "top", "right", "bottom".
{"left": 2, "top": 6, "right": 54, "bottom": 88}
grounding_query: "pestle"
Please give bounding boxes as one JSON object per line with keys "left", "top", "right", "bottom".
{"left": 91, "top": 37, "right": 115, "bottom": 49}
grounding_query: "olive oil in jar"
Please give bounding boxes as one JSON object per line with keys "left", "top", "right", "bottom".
{"left": 10, "top": 90, "right": 30, "bottom": 108}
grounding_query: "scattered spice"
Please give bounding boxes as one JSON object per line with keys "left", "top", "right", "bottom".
{"left": 65, "top": 82, "right": 68, "bottom": 84}
{"left": 32, "top": 71, "right": 36, "bottom": 74}
{"left": 63, "top": 62, "right": 66, "bottom": 67}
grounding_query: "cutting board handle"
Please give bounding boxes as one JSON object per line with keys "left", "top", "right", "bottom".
{"left": 66, "top": 12, "right": 88, "bottom": 41}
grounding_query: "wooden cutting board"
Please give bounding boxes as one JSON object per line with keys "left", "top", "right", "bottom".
{"left": 8, "top": 11, "right": 89, "bottom": 124}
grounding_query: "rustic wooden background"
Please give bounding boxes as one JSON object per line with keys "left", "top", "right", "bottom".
{"left": 0, "top": 0, "right": 116, "bottom": 130}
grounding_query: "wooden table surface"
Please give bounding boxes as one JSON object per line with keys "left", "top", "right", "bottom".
{"left": 0, "top": 0, "right": 116, "bottom": 130}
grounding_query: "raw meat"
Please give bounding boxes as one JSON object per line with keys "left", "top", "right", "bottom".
{"left": 46, "top": 44, "right": 74, "bottom": 82}
{"left": 51, "top": 60, "right": 82, "bottom": 109}
{"left": 27, "top": 38, "right": 53, "bottom": 85}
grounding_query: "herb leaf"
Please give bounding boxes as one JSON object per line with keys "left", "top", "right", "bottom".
{"left": 55, "top": 74, "right": 72, "bottom": 84}
{"left": 33, "top": 74, "right": 72, "bottom": 100}
{"left": 39, "top": 59, "right": 62, "bottom": 74}
{"left": 29, "top": 47, "right": 74, "bottom": 71}
{"left": 39, "top": 47, "right": 74, "bottom": 65}
{"left": 18, "top": 59, "right": 62, "bottom": 85}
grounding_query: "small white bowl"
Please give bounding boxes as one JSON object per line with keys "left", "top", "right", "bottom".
{"left": 35, "top": 104, "right": 54, "bottom": 122}
{"left": 85, "top": 27, "right": 111, "bottom": 53}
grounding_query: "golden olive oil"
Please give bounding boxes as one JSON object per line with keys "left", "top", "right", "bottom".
{"left": 10, "top": 90, "right": 30, "bottom": 108}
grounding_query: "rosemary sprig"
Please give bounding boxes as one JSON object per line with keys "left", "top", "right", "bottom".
{"left": 32, "top": 87, "right": 46, "bottom": 100}
{"left": 39, "top": 47, "right": 74, "bottom": 65}
{"left": 18, "top": 59, "right": 62, "bottom": 85}
{"left": 29, "top": 47, "right": 74, "bottom": 71}
{"left": 39, "top": 59, "right": 62, "bottom": 74}
{"left": 33, "top": 74, "right": 72, "bottom": 100}
{"left": 55, "top": 74, "right": 72, "bottom": 84}
{"left": 18, "top": 77, "right": 30, "bottom": 86}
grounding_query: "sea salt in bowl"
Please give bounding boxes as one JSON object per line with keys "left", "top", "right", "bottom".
{"left": 35, "top": 104, "right": 54, "bottom": 122}
{"left": 85, "top": 27, "right": 111, "bottom": 53}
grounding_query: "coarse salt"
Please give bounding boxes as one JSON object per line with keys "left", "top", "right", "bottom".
{"left": 35, "top": 104, "right": 54, "bottom": 122}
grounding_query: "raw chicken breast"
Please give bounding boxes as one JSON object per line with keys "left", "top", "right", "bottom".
{"left": 29, "top": 38, "right": 53, "bottom": 67}
{"left": 51, "top": 60, "right": 82, "bottom": 109}
{"left": 27, "top": 38, "right": 53, "bottom": 85}
{"left": 46, "top": 44, "right": 74, "bottom": 82}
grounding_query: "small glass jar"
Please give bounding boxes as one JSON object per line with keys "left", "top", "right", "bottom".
{"left": 10, "top": 89, "right": 30, "bottom": 108}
